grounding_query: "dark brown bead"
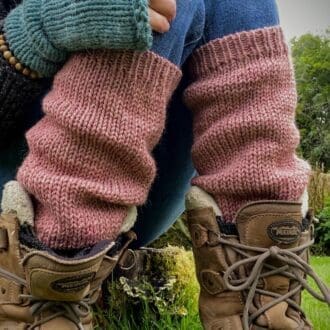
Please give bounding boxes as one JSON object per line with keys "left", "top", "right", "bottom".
{"left": 30, "top": 72, "right": 38, "bottom": 79}
{"left": 22, "top": 68, "right": 31, "bottom": 76}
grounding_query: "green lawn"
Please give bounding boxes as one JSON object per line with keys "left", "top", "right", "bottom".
{"left": 302, "top": 257, "right": 330, "bottom": 330}
{"left": 97, "top": 256, "right": 330, "bottom": 329}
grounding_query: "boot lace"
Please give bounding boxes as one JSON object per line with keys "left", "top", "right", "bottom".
{"left": 0, "top": 266, "right": 97, "bottom": 330}
{"left": 208, "top": 232, "right": 330, "bottom": 330}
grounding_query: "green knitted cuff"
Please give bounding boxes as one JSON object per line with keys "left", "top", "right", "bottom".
{"left": 4, "top": 0, "right": 152, "bottom": 77}
{"left": 132, "top": 0, "right": 153, "bottom": 51}
{"left": 4, "top": 4, "right": 67, "bottom": 77}
{"left": 44, "top": 0, "right": 153, "bottom": 51}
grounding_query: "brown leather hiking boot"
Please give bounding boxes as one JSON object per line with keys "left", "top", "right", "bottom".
{"left": 186, "top": 187, "right": 330, "bottom": 330}
{"left": 0, "top": 212, "right": 135, "bottom": 329}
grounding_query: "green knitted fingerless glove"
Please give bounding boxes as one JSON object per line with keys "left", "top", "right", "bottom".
{"left": 4, "top": 0, "right": 152, "bottom": 77}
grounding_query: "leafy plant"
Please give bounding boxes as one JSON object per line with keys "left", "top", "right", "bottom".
{"left": 292, "top": 30, "right": 330, "bottom": 171}
{"left": 312, "top": 196, "right": 330, "bottom": 255}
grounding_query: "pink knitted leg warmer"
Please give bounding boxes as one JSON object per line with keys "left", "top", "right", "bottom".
{"left": 184, "top": 27, "right": 310, "bottom": 222}
{"left": 17, "top": 50, "right": 181, "bottom": 249}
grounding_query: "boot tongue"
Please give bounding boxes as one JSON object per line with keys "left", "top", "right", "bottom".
{"left": 235, "top": 201, "right": 303, "bottom": 248}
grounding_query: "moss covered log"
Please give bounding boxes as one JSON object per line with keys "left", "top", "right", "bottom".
{"left": 94, "top": 245, "right": 199, "bottom": 329}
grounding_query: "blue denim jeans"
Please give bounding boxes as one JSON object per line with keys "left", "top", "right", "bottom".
{"left": 0, "top": 0, "right": 280, "bottom": 247}
{"left": 133, "top": 0, "right": 279, "bottom": 247}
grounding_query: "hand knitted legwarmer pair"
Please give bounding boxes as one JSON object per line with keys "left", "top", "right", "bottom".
{"left": 184, "top": 27, "right": 310, "bottom": 222}
{"left": 18, "top": 27, "right": 310, "bottom": 249}
{"left": 17, "top": 50, "right": 181, "bottom": 249}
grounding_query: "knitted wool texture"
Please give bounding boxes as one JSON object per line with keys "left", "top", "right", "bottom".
{"left": 0, "top": 1, "right": 44, "bottom": 146}
{"left": 0, "top": 51, "right": 44, "bottom": 147}
{"left": 184, "top": 27, "right": 310, "bottom": 222}
{"left": 17, "top": 50, "right": 181, "bottom": 249}
{"left": 4, "top": 0, "right": 152, "bottom": 77}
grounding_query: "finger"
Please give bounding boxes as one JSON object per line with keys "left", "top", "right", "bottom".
{"left": 149, "top": 0, "right": 176, "bottom": 21}
{"left": 149, "top": 8, "right": 170, "bottom": 33}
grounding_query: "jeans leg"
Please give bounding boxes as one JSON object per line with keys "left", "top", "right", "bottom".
{"left": 203, "top": 0, "right": 280, "bottom": 42}
{"left": 152, "top": 0, "right": 205, "bottom": 66}
{"left": 0, "top": 138, "right": 27, "bottom": 199}
{"left": 133, "top": 77, "right": 195, "bottom": 247}
{"left": 133, "top": 0, "right": 280, "bottom": 247}
{"left": 133, "top": 0, "right": 205, "bottom": 247}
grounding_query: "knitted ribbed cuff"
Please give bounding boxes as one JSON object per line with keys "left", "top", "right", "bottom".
{"left": 0, "top": 54, "right": 44, "bottom": 147}
{"left": 44, "top": 0, "right": 153, "bottom": 51}
{"left": 4, "top": 4, "right": 66, "bottom": 77}
{"left": 4, "top": 0, "right": 152, "bottom": 77}
{"left": 188, "top": 26, "right": 288, "bottom": 79}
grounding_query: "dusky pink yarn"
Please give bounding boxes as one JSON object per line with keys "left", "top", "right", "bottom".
{"left": 184, "top": 27, "right": 310, "bottom": 222}
{"left": 18, "top": 50, "right": 181, "bottom": 249}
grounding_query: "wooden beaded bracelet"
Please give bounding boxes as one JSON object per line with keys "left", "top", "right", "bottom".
{"left": 0, "top": 34, "right": 41, "bottom": 79}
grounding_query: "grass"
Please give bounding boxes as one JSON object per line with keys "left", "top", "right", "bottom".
{"left": 95, "top": 303, "right": 202, "bottom": 330}
{"left": 96, "top": 256, "right": 330, "bottom": 330}
{"left": 302, "top": 256, "right": 330, "bottom": 330}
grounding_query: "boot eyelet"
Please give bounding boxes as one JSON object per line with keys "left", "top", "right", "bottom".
{"left": 1, "top": 287, "right": 6, "bottom": 294}
{"left": 207, "top": 279, "right": 214, "bottom": 287}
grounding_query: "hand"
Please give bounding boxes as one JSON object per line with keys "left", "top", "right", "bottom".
{"left": 149, "top": 0, "right": 176, "bottom": 33}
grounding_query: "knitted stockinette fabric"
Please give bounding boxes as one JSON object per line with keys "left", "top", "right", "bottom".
{"left": 17, "top": 50, "right": 181, "bottom": 249}
{"left": 0, "top": 54, "right": 44, "bottom": 146}
{"left": 4, "top": 0, "right": 152, "bottom": 77}
{"left": 184, "top": 27, "right": 310, "bottom": 222}
{"left": 0, "top": 1, "right": 44, "bottom": 146}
